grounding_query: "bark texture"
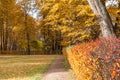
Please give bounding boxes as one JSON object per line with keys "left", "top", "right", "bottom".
{"left": 87, "top": 0, "right": 115, "bottom": 37}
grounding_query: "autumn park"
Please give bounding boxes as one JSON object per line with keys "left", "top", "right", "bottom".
{"left": 0, "top": 0, "right": 120, "bottom": 80}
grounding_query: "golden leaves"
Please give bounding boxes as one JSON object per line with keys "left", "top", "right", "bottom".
{"left": 49, "top": 3, "right": 59, "bottom": 13}
{"left": 40, "top": 0, "right": 98, "bottom": 46}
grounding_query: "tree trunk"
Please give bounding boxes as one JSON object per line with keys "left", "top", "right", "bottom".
{"left": 4, "top": 18, "right": 9, "bottom": 50}
{"left": 0, "top": 18, "right": 4, "bottom": 51}
{"left": 24, "top": 13, "right": 30, "bottom": 55}
{"left": 87, "top": 0, "right": 115, "bottom": 37}
{"left": 26, "top": 32, "right": 30, "bottom": 55}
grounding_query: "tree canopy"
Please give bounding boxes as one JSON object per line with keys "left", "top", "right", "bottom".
{"left": 0, "top": 0, "right": 120, "bottom": 54}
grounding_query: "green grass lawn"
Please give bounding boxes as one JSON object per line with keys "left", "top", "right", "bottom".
{"left": 0, "top": 55, "right": 56, "bottom": 80}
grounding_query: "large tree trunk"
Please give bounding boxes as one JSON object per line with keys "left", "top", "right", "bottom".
{"left": 87, "top": 0, "right": 115, "bottom": 37}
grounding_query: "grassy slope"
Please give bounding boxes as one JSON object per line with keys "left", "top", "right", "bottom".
{"left": 0, "top": 55, "right": 56, "bottom": 80}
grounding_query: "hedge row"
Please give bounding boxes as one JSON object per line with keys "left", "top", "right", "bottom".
{"left": 0, "top": 51, "right": 42, "bottom": 55}
{"left": 63, "top": 37, "right": 120, "bottom": 80}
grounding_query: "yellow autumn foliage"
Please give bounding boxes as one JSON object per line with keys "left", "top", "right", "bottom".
{"left": 40, "top": 0, "right": 98, "bottom": 46}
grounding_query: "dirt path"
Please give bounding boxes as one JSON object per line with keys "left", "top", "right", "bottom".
{"left": 41, "top": 55, "right": 71, "bottom": 80}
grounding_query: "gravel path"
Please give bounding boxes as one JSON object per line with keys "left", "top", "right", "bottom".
{"left": 41, "top": 55, "right": 70, "bottom": 80}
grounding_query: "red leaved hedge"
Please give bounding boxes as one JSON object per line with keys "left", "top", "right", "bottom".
{"left": 63, "top": 37, "right": 120, "bottom": 80}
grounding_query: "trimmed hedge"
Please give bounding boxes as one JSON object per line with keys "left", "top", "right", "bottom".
{"left": 0, "top": 51, "right": 43, "bottom": 55}
{"left": 63, "top": 37, "right": 120, "bottom": 80}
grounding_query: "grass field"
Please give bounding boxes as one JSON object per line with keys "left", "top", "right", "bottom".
{"left": 0, "top": 55, "right": 56, "bottom": 80}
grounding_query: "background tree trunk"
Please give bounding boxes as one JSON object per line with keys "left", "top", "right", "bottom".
{"left": 87, "top": 0, "right": 115, "bottom": 37}
{"left": 24, "top": 13, "right": 30, "bottom": 55}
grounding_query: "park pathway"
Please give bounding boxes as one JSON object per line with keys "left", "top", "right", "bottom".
{"left": 41, "top": 55, "right": 71, "bottom": 80}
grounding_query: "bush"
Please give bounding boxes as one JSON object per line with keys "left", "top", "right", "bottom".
{"left": 90, "top": 37, "right": 120, "bottom": 80}
{"left": 63, "top": 37, "right": 120, "bottom": 80}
